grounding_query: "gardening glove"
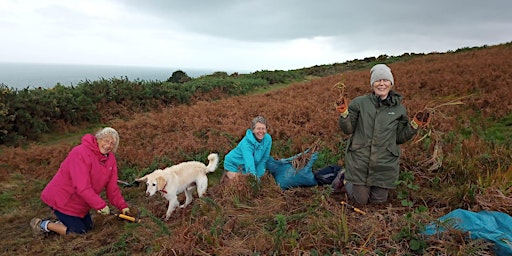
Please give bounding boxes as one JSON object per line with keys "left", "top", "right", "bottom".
{"left": 411, "top": 110, "right": 431, "bottom": 129}
{"left": 97, "top": 205, "right": 110, "bottom": 215}
{"left": 121, "top": 208, "right": 130, "bottom": 215}
{"left": 336, "top": 96, "right": 349, "bottom": 118}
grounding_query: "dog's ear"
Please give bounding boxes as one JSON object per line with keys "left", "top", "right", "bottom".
{"left": 135, "top": 175, "right": 148, "bottom": 183}
{"left": 157, "top": 176, "right": 166, "bottom": 191}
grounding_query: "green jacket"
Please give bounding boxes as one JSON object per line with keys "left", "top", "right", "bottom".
{"left": 338, "top": 91, "right": 417, "bottom": 188}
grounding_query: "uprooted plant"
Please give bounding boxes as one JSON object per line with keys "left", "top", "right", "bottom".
{"left": 333, "top": 75, "right": 347, "bottom": 108}
{"left": 413, "top": 94, "right": 474, "bottom": 171}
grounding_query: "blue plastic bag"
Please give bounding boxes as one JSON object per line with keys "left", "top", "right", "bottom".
{"left": 424, "top": 209, "right": 512, "bottom": 256}
{"left": 266, "top": 150, "right": 318, "bottom": 190}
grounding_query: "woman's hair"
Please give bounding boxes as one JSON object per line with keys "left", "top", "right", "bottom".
{"left": 95, "top": 127, "right": 120, "bottom": 152}
{"left": 251, "top": 116, "right": 268, "bottom": 130}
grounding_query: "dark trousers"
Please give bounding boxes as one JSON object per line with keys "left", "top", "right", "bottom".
{"left": 53, "top": 209, "right": 94, "bottom": 234}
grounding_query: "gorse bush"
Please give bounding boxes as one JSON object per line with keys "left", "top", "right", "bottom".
{"left": 184, "top": 76, "right": 268, "bottom": 95}
{"left": 244, "top": 69, "right": 303, "bottom": 84}
{"left": 166, "top": 70, "right": 191, "bottom": 83}
{"left": 0, "top": 84, "right": 17, "bottom": 144}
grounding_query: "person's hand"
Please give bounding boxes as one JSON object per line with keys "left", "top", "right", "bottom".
{"left": 336, "top": 95, "right": 349, "bottom": 118}
{"left": 121, "top": 208, "right": 130, "bottom": 215}
{"left": 411, "top": 110, "right": 431, "bottom": 129}
{"left": 97, "top": 205, "right": 110, "bottom": 215}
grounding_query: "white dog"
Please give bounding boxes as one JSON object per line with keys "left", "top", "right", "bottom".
{"left": 136, "top": 153, "right": 219, "bottom": 220}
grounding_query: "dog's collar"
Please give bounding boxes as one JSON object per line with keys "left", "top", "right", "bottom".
{"left": 159, "top": 182, "right": 168, "bottom": 194}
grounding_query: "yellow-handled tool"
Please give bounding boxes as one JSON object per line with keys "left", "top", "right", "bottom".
{"left": 340, "top": 201, "right": 366, "bottom": 215}
{"left": 115, "top": 212, "right": 142, "bottom": 223}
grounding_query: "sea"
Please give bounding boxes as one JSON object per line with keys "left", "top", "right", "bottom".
{"left": 0, "top": 62, "right": 242, "bottom": 90}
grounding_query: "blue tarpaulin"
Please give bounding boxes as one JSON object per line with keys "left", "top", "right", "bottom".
{"left": 424, "top": 209, "right": 512, "bottom": 255}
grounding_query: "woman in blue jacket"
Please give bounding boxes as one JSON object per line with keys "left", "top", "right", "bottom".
{"left": 223, "top": 116, "right": 272, "bottom": 182}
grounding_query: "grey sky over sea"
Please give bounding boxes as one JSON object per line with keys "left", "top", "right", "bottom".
{"left": 0, "top": 62, "right": 239, "bottom": 90}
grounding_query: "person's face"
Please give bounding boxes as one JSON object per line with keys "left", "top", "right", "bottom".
{"left": 98, "top": 136, "right": 116, "bottom": 154}
{"left": 252, "top": 122, "right": 267, "bottom": 141}
{"left": 372, "top": 79, "right": 392, "bottom": 99}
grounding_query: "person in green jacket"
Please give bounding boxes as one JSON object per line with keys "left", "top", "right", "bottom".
{"left": 336, "top": 64, "right": 429, "bottom": 205}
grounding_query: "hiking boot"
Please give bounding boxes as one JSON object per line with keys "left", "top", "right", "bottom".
{"left": 332, "top": 169, "right": 345, "bottom": 193}
{"left": 30, "top": 218, "right": 45, "bottom": 237}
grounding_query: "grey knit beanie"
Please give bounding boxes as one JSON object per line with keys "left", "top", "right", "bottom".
{"left": 370, "top": 64, "right": 394, "bottom": 86}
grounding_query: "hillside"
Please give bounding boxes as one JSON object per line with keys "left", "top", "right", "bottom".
{"left": 1, "top": 43, "right": 512, "bottom": 255}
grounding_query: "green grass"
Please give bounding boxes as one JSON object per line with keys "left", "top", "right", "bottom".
{"left": 482, "top": 114, "right": 512, "bottom": 146}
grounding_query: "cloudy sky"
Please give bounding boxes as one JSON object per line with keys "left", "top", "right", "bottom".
{"left": 1, "top": 0, "right": 511, "bottom": 72}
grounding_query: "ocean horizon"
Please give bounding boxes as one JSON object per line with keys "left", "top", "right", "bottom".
{"left": 0, "top": 62, "right": 245, "bottom": 90}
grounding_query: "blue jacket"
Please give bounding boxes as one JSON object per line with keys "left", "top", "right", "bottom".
{"left": 224, "top": 129, "right": 272, "bottom": 179}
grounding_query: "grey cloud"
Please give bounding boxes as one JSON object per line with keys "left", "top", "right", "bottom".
{"left": 117, "top": 0, "right": 512, "bottom": 44}
{"left": 3, "top": 0, "right": 511, "bottom": 71}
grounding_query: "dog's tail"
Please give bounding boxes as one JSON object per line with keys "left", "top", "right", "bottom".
{"left": 205, "top": 153, "right": 219, "bottom": 173}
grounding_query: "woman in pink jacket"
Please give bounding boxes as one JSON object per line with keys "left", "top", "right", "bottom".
{"left": 30, "top": 127, "right": 130, "bottom": 236}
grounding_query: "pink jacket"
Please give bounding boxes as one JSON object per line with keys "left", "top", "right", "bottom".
{"left": 41, "top": 134, "right": 128, "bottom": 218}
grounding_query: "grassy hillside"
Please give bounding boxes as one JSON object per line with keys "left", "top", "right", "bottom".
{"left": 1, "top": 43, "right": 512, "bottom": 255}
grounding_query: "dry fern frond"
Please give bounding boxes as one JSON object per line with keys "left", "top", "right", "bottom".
{"left": 424, "top": 94, "right": 474, "bottom": 112}
{"left": 420, "top": 141, "right": 444, "bottom": 171}
{"left": 292, "top": 139, "right": 321, "bottom": 170}
{"left": 475, "top": 187, "right": 512, "bottom": 213}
